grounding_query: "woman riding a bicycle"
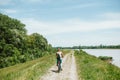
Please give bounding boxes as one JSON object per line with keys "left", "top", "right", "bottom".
{"left": 56, "top": 48, "right": 64, "bottom": 71}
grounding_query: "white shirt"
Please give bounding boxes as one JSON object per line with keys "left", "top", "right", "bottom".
{"left": 56, "top": 51, "right": 62, "bottom": 58}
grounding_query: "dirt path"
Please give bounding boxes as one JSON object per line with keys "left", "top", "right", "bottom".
{"left": 40, "top": 51, "right": 78, "bottom": 80}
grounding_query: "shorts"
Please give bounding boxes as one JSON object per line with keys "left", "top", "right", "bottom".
{"left": 57, "top": 58, "right": 62, "bottom": 65}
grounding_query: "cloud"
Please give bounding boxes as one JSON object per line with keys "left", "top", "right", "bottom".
{"left": 100, "top": 12, "right": 120, "bottom": 20}
{"left": 3, "top": 9, "right": 17, "bottom": 14}
{"left": 52, "top": 3, "right": 99, "bottom": 11}
{"left": 1, "top": 9, "right": 17, "bottom": 14}
{"left": 0, "top": 0, "right": 51, "bottom": 5}
{"left": 24, "top": 0, "right": 42, "bottom": 3}
{"left": 20, "top": 0, "right": 51, "bottom": 3}
{"left": 0, "top": 0, "right": 12, "bottom": 5}
{"left": 68, "top": 3, "right": 98, "bottom": 9}
{"left": 21, "top": 17, "right": 120, "bottom": 36}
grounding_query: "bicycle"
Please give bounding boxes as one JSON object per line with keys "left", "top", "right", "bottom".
{"left": 57, "top": 60, "right": 61, "bottom": 73}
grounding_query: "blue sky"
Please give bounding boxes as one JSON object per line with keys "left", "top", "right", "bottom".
{"left": 0, "top": 0, "right": 120, "bottom": 47}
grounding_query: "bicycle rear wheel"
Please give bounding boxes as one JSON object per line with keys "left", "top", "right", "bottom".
{"left": 58, "top": 61, "right": 61, "bottom": 72}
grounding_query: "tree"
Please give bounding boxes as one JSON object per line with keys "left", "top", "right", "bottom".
{"left": 0, "top": 13, "right": 53, "bottom": 68}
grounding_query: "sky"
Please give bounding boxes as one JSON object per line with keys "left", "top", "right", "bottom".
{"left": 0, "top": 0, "right": 120, "bottom": 47}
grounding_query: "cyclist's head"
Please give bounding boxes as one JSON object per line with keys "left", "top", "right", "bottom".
{"left": 58, "top": 48, "right": 60, "bottom": 51}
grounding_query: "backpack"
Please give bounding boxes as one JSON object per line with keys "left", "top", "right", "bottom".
{"left": 57, "top": 54, "right": 61, "bottom": 60}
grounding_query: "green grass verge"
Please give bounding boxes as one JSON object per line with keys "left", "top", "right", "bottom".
{"left": 74, "top": 50, "right": 120, "bottom": 80}
{"left": 0, "top": 54, "right": 56, "bottom": 80}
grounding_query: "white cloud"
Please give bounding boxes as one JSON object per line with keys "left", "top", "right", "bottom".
{"left": 0, "top": 0, "right": 12, "bottom": 5}
{"left": 25, "top": 0, "right": 42, "bottom": 3}
{"left": 52, "top": 3, "right": 98, "bottom": 11}
{"left": 69, "top": 3, "right": 98, "bottom": 9}
{"left": 21, "top": 17, "right": 120, "bottom": 36}
{"left": 3, "top": 9, "right": 17, "bottom": 14}
{"left": 0, "top": 0, "right": 51, "bottom": 5}
{"left": 20, "top": 12, "right": 120, "bottom": 46}
{"left": 20, "top": 0, "right": 51, "bottom": 3}
{"left": 100, "top": 12, "right": 120, "bottom": 20}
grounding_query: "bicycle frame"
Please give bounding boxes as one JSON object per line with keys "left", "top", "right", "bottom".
{"left": 58, "top": 60, "right": 61, "bottom": 73}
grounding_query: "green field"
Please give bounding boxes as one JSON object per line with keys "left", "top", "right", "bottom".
{"left": 75, "top": 50, "right": 120, "bottom": 80}
{"left": 0, "top": 50, "right": 70, "bottom": 80}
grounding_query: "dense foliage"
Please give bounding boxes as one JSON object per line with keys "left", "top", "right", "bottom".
{"left": 0, "top": 13, "right": 53, "bottom": 68}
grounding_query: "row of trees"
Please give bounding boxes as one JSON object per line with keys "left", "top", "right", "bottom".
{"left": 72, "top": 45, "right": 120, "bottom": 49}
{"left": 56, "top": 44, "right": 120, "bottom": 49}
{"left": 0, "top": 13, "right": 54, "bottom": 68}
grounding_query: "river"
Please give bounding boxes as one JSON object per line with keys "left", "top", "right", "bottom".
{"left": 83, "top": 49, "right": 120, "bottom": 67}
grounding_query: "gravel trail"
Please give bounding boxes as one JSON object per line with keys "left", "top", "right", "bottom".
{"left": 40, "top": 51, "right": 78, "bottom": 80}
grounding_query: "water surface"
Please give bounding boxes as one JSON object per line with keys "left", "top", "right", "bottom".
{"left": 83, "top": 49, "right": 120, "bottom": 67}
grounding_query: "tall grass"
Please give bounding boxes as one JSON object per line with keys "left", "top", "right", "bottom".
{"left": 75, "top": 50, "right": 120, "bottom": 80}
{"left": 0, "top": 54, "right": 56, "bottom": 80}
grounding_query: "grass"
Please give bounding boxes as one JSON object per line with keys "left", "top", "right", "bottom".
{"left": 0, "top": 54, "right": 55, "bottom": 80}
{"left": 74, "top": 50, "right": 120, "bottom": 80}
{"left": 0, "top": 49, "right": 70, "bottom": 80}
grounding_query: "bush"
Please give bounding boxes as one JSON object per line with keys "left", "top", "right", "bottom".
{"left": 98, "top": 56, "right": 113, "bottom": 60}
